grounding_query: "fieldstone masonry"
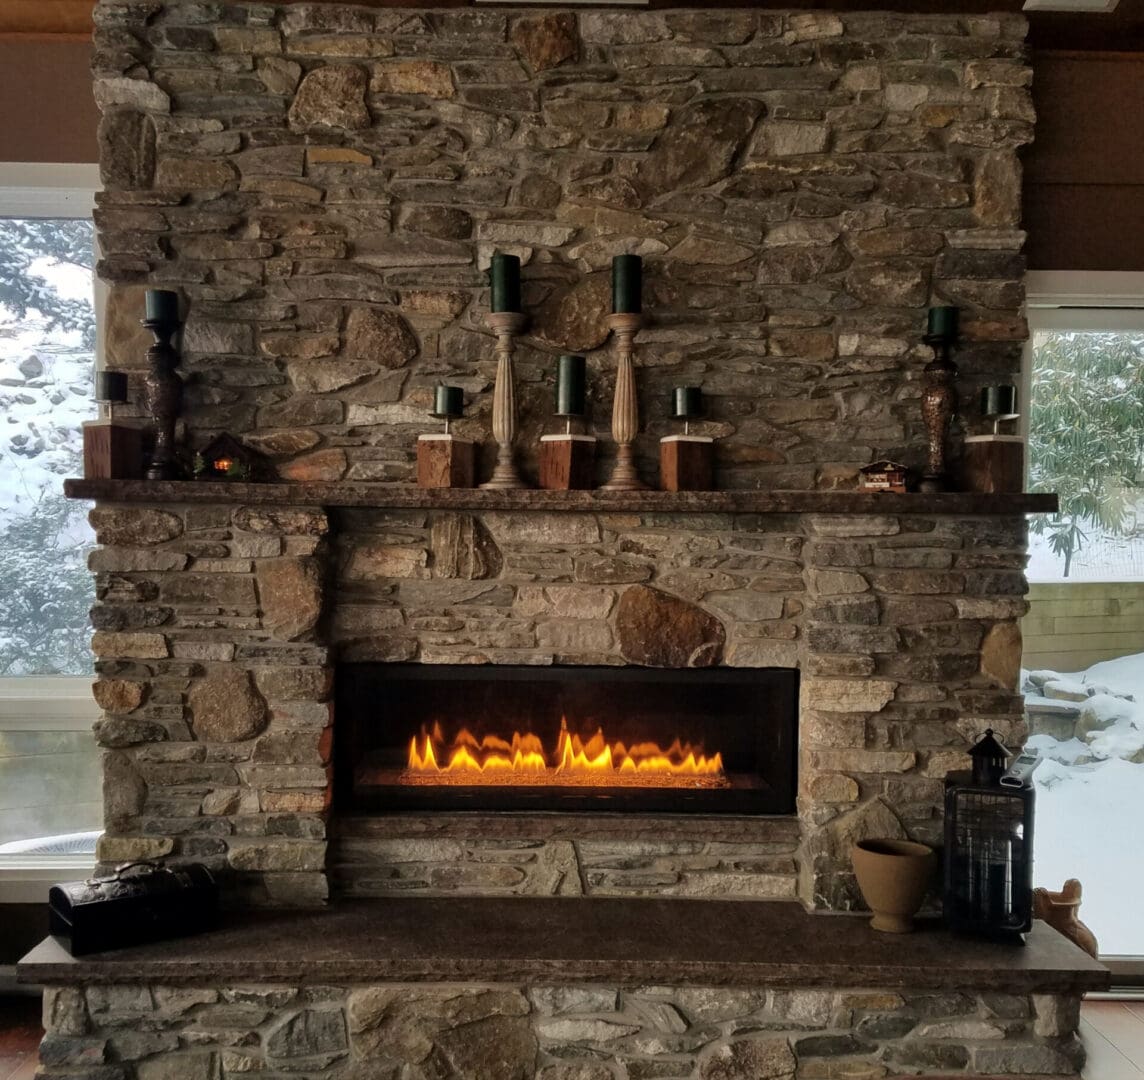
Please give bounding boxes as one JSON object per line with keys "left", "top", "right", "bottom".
{"left": 36, "top": 981, "right": 1084, "bottom": 1080}
{"left": 46, "top": 5, "right": 1082, "bottom": 1077}
{"left": 83, "top": 0, "right": 1039, "bottom": 910}
{"left": 93, "top": 3, "right": 1032, "bottom": 491}
{"left": 90, "top": 501, "right": 1029, "bottom": 910}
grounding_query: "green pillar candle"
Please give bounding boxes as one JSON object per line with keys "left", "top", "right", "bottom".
{"left": 144, "top": 289, "right": 180, "bottom": 324}
{"left": 927, "top": 305, "right": 959, "bottom": 340}
{"left": 489, "top": 253, "right": 521, "bottom": 313}
{"left": 556, "top": 355, "right": 586, "bottom": 417}
{"left": 432, "top": 385, "right": 464, "bottom": 419}
{"left": 981, "top": 385, "right": 1018, "bottom": 418}
{"left": 94, "top": 370, "right": 128, "bottom": 404}
{"left": 672, "top": 386, "right": 703, "bottom": 420}
{"left": 612, "top": 254, "right": 642, "bottom": 314}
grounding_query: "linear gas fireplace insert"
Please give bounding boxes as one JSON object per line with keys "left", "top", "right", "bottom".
{"left": 336, "top": 665, "right": 798, "bottom": 814}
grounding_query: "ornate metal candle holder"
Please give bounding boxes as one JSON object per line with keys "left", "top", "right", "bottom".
{"left": 480, "top": 310, "right": 529, "bottom": 490}
{"left": 602, "top": 312, "right": 646, "bottom": 491}
{"left": 142, "top": 316, "right": 183, "bottom": 481}
{"left": 919, "top": 332, "right": 959, "bottom": 494}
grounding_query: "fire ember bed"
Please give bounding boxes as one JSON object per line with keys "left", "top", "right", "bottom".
{"left": 336, "top": 665, "right": 798, "bottom": 814}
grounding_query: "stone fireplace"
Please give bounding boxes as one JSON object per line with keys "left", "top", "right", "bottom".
{"left": 18, "top": 4, "right": 1111, "bottom": 1079}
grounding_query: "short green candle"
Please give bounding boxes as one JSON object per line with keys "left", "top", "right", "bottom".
{"left": 432, "top": 385, "right": 464, "bottom": 419}
{"left": 981, "top": 385, "right": 1018, "bottom": 418}
{"left": 556, "top": 355, "right": 586, "bottom": 417}
{"left": 144, "top": 289, "right": 180, "bottom": 324}
{"left": 672, "top": 386, "right": 703, "bottom": 420}
{"left": 927, "top": 306, "right": 959, "bottom": 340}
{"left": 490, "top": 253, "right": 521, "bottom": 313}
{"left": 612, "top": 254, "right": 642, "bottom": 314}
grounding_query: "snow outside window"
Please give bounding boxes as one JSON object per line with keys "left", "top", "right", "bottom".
{"left": 0, "top": 164, "right": 102, "bottom": 899}
{"left": 1023, "top": 277, "right": 1144, "bottom": 963}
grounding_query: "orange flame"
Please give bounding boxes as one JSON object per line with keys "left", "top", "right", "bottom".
{"left": 406, "top": 717, "right": 724, "bottom": 783}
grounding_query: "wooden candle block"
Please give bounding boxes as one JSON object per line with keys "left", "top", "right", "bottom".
{"left": 417, "top": 434, "right": 475, "bottom": 489}
{"left": 83, "top": 420, "right": 143, "bottom": 480}
{"left": 539, "top": 434, "right": 596, "bottom": 490}
{"left": 960, "top": 435, "right": 1024, "bottom": 494}
{"left": 660, "top": 435, "right": 714, "bottom": 492}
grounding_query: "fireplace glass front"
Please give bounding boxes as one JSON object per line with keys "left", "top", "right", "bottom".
{"left": 337, "top": 665, "right": 797, "bottom": 814}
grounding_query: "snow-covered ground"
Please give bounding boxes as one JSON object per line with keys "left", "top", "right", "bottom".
{"left": 1028, "top": 527, "right": 1144, "bottom": 583}
{"left": 0, "top": 230, "right": 96, "bottom": 674}
{"left": 1025, "top": 652, "right": 1144, "bottom": 956}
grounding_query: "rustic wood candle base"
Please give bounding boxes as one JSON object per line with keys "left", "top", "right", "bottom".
{"left": 539, "top": 434, "right": 596, "bottom": 491}
{"left": 660, "top": 435, "right": 714, "bottom": 492}
{"left": 83, "top": 420, "right": 144, "bottom": 480}
{"left": 960, "top": 435, "right": 1024, "bottom": 494}
{"left": 417, "top": 434, "right": 475, "bottom": 489}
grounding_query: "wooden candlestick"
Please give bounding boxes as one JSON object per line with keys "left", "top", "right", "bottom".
{"left": 480, "top": 310, "right": 529, "bottom": 490}
{"left": 142, "top": 319, "right": 183, "bottom": 481}
{"left": 601, "top": 312, "right": 646, "bottom": 491}
{"left": 919, "top": 339, "right": 958, "bottom": 494}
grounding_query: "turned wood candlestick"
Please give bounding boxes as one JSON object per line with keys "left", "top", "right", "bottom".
{"left": 480, "top": 310, "right": 529, "bottom": 490}
{"left": 919, "top": 338, "right": 958, "bottom": 494}
{"left": 142, "top": 319, "right": 183, "bottom": 481}
{"left": 602, "top": 312, "right": 646, "bottom": 491}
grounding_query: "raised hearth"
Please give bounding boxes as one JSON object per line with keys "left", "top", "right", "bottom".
{"left": 19, "top": 898, "right": 1109, "bottom": 1079}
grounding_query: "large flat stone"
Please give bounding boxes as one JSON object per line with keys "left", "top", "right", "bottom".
{"left": 18, "top": 899, "right": 1109, "bottom": 995}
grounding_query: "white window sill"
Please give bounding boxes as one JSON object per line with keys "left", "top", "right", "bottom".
{"left": 0, "top": 858, "right": 93, "bottom": 903}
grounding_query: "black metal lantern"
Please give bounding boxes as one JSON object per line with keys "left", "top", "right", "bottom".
{"left": 968, "top": 727, "right": 1009, "bottom": 785}
{"left": 943, "top": 730, "right": 1035, "bottom": 943}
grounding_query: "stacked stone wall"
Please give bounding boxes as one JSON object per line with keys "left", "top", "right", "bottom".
{"left": 36, "top": 980, "right": 1084, "bottom": 1080}
{"left": 91, "top": 503, "right": 1027, "bottom": 908}
{"left": 90, "top": 503, "right": 333, "bottom": 906}
{"left": 94, "top": 4, "right": 1032, "bottom": 490}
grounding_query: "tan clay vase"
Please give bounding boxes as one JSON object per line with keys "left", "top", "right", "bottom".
{"left": 852, "top": 838, "right": 937, "bottom": 934}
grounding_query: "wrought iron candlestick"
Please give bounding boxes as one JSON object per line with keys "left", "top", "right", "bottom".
{"left": 480, "top": 310, "right": 529, "bottom": 490}
{"left": 602, "top": 312, "right": 646, "bottom": 491}
{"left": 920, "top": 334, "right": 959, "bottom": 494}
{"left": 142, "top": 316, "right": 183, "bottom": 481}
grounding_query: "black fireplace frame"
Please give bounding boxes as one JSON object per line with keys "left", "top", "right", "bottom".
{"left": 336, "top": 664, "right": 798, "bottom": 815}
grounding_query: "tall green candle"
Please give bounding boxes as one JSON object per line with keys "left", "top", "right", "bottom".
{"left": 612, "top": 254, "right": 642, "bottom": 314}
{"left": 490, "top": 253, "right": 521, "bottom": 313}
{"left": 556, "top": 355, "right": 586, "bottom": 417}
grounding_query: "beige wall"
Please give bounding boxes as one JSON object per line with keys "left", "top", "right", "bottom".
{"left": 1023, "top": 582, "right": 1144, "bottom": 673}
{"left": 0, "top": 40, "right": 98, "bottom": 163}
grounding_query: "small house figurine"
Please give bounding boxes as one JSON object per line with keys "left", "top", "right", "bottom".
{"left": 859, "top": 460, "right": 909, "bottom": 494}
{"left": 193, "top": 433, "right": 274, "bottom": 482}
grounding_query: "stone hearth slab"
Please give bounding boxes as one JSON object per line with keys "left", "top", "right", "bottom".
{"left": 20, "top": 898, "right": 1107, "bottom": 994}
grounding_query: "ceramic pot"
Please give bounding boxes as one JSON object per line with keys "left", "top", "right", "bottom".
{"left": 852, "top": 838, "right": 937, "bottom": 934}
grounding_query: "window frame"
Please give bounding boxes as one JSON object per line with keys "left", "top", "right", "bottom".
{"left": 1024, "top": 271, "right": 1144, "bottom": 975}
{"left": 0, "top": 161, "right": 102, "bottom": 899}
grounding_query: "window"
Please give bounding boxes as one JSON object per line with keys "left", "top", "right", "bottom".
{"left": 0, "top": 163, "right": 101, "bottom": 900}
{"left": 1022, "top": 272, "right": 1144, "bottom": 971}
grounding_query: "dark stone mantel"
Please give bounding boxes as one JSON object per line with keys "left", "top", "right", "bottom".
{"left": 63, "top": 479, "right": 1060, "bottom": 516}
{"left": 19, "top": 898, "right": 1108, "bottom": 994}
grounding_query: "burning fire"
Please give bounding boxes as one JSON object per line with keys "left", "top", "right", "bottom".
{"left": 405, "top": 718, "right": 725, "bottom": 787}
